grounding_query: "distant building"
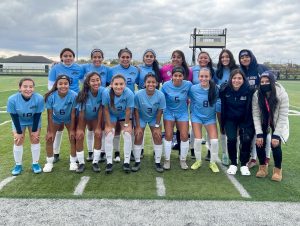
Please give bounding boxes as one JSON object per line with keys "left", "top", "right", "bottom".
{"left": 0, "top": 55, "right": 53, "bottom": 73}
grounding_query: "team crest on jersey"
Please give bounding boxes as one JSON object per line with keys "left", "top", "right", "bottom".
{"left": 72, "top": 72, "right": 79, "bottom": 75}
{"left": 29, "top": 105, "right": 37, "bottom": 109}
{"left": 100, "top": 72, "right": 105, "bottom": 76}
{"left": 120, "top": 98, "right": 126, "bottom": 103}
{"left": 66, "top": 101, "right": 73, "bottom": 105}
{"left": 129, "top": 72, "right": 136, "bottom": 75}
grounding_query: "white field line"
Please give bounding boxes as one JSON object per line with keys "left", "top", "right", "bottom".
{"left": 156, "top": 177, "right": 166, "bottom": 197}
{"left": 289, "top": 110, "right": 300, "bottom": 116}
{"left": 217, "top": 161, "right": 251, "bottom": 199}
{"left": 290, "top": 105, "right": 300, "bottom": 110}
{"left": 73, "top": 176, "right": 90, "bottom": 196}
{"left": 0, "top": 176, "right": 16, "bottom": 191}
{"left": 0, "top": 106, "right": 6, "bottom": 108}
{"left": 0, "top": 111, "right": 7, "bottom": 113}
{"left": 0, "top": 120, "right": 11, "bottom": 126}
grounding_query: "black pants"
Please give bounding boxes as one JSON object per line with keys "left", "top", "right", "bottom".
{"left": 225, "top": 120, "right": 251, "bottom": 166}
{"left": 256, "top": 132, "right": 282, "bottom": 169}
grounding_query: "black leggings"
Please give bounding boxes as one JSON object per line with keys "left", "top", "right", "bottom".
{"left": 256, "top": 133, "right": 282, "bottom": 169}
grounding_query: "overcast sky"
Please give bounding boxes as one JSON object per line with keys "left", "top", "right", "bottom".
{"left": 0, "top": 0, "right": 299, "bottom": 65}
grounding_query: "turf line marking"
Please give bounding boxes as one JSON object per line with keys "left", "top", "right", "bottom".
{"left": 290, "top": 105, "right": 300, "bottom": 110}
{"left": 0, "top": 120, "right": 11, "bottom": 126}
{"left": 73, "top": 176, "right": 90, "bottom": 196}
{"left": 218, "top": 162, "right": 251, "bottom": 199}
{"left": 0, "top": 176, "right": 16, "bottom": 191}
{"left": 0, "top": 111, "right": 7, "bottom": 113}
{"left": 156, "top": 177, "right": 166, "bottom": 197}
{"left": 0, "top": 106, "right": 6, "bottom": 108}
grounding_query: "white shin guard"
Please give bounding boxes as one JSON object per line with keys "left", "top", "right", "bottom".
{"left": 194, "top": 138, "right": 203, "bottom": 161}
{"left": 123, "top": 132, "right": 132, "bottom": 164}
{"left": 163, "top": 139, "right": 172, "bottom": 161}
{"left": 154, "top": 144, "right": 163, "bottom": 163}
{"left": 86, "top": 129, "right": 94, "bottom": 152}
{"left": 53, "top": 131, "right": 63, "bottom": 154}
{"left": 31, "top": 143, "right": 40, "bottom": 164}
{"left": 210, "top": 139, "right": 219, "bottom": 163}
{"left": 133, "top": 144, "right": 142, "bottom": 163}
{"left": 93, "top": 149, "right": 101, "bottom": 164}
{"left": 180, "top": 140, "right": 189, "bottom": 161}
{"left": 105, "top": 131, "right": 115, "bottom": 164}
{"left": 13, "top": 144, "right": 23, "bottom": 165}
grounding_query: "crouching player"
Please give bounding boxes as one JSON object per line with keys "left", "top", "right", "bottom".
{"left": 133, "top": 73, "right": 166, "bottom": 172}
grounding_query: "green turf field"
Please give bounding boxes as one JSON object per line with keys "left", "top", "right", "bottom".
{"left": 0, "top": 76, "right": 299, "bottom": 201}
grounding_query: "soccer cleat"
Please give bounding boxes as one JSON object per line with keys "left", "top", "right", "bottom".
{"left": 53, "top": 154, "right": 60, "bottom": 163}
{"left": 141, "top": 149, "right": 144, "bottom": 159}
{"left": 131, "top": 162, "right": 141, "bottom": 172}
{"left": 113, "top": 152, "right": 121, "bottom": 163}
{"left": 246, "top": 159, "right": 257, "bottom": 169}
{"left": 69, "top": 162, "right": 78, "bottom": 171}
{"left": 163, "top": 160, "right": 170, "bottom": 170}
{"left": 92, "top": 163, "right": 101, "bottom": 172}
{"left": 240, "top": 166, "right": 251, "bottom": 176}
{"left": 99, "top": 152, "right": 106, "bottom": 162}
{"left": 76, "top": 164, "right": 85, "bottom": 173}
{"left": 221, "top": 153, "right": 230, "bottom": 166}
{"left": 209, "top": 162, "right": 220, "bottom": 173}
{"left": 86, "top": 152, "right": 93, "bottom": 162}
{"left": 43, "top": 163, "right": 53, "bottom": 173}
{"left": 205, "top": 150, "right": 211, "bottom": 161}
{"left": 227, "top": 165, "right": 237, "bottom": 175}
{"left": 12, "top": 165, "right": 22, "bottom": 176}
{"left": 105, "top": 163, "right": 113, "bottom": 174}
{"left": 191, "top": 160, "right": 201, "bottom": 170}
{"left": 123, "top": 163, "right": 131, "bottom": 173}
{"left": 201, "top": 139, "right": 206, "bottom": 145}
{"left": 155, "top": 163, "right": 164, "bottom": 173}
{"left": 190, "top": 148, "right": 196, "bottom": 159}
{"left": 180, "top": 160, "right": 188, "bottom": 170}
{"left": 32, "top": 163, "right": 42, "bottom": 174}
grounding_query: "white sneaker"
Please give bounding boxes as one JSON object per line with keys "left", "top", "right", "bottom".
{"left": 43, "top": 163, "right": 53, "bottom": 173}
{"left": 69, "top": 162, "right": 78, "bottom": 171}
{"left": 240, "top": 166, "right": 251, "bottom": 176}
{"left": 113, "top": 156, "right": 121, "bottom": 163}
{"left": 227, "top": 165, "right": 237, "bottom": 175}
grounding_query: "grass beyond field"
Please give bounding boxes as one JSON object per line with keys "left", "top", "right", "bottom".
{"left": 0, "top": 76, "right": 299, "bottom": 201}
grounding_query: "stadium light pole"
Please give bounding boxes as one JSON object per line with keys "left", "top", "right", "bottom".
{"left": 76, "top": 0, "right": 78, "bottom": 62}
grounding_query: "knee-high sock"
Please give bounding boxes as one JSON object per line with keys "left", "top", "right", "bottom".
{"left": 53, "top": 131, "right": 63, "bottom": 154}
{"left": 210, "top": 139, "right": 219, "bottom": 163}
{"left": 134, "top": 144, "right": 142, "bottom": 163}
{"left": 13, "top": 144, "right": 23, "bottom": 165}
{"left": 180, "top": 140, "right": 189, "bottom": 161}
{"left": 86, "top": 129, "right": 94, "bottom": 152}
{"left": 113, "top": 135, "right": 120, "bottom": 153}
{"left": 93, "top": 149, "right": 101, "bottom": 164}
{"left": 154, "top": 144, "right": 163, "bottom": 163}
{"left": 194, "top": 138, "right": 203, "bottom": 161}
{"left": 105, "top": 131, "right": 115, "bottom": 164}
{"left": 31, "top": 143, "right": 40, "bottom": 164}
{"left": 163, "top": 139, "right": 172, "bottom": 160}
{"left": 100, "top": 130, "right": 105, "bottom": 151}
{"left": 250, "top": 136, "right": 257, "bottom": 159}
{"left": 123, "top": 132, "right": 132, "bottom": 164}
{"left": 76, "top": 151, "right": 85, "bottom": 164}
{"left": 265, "top": 133, "right": 271, "bottom": 158}
{"left": 220, "top": 134, "right": 228, "bottom": 155}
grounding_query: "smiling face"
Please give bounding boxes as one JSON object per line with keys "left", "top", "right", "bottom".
{"left": 240, "top": 55, "right": 251, "bottom": 67}
{"left": 171, "top": 52, "right": 183, "bottom": 67}
{"left": 198, "top": 69, "right": 211, "bottom": 88}
{"left": 57, "top": 78, "right": 70, "bottom": 95}
{"left": 231, "top": 73, "right": 244, "bottom": 90}
{"left": 145, "top": 76, "right": 157, "bottom": 92}
{"left": 89, "top": 74, "right": 101, "bottom": 92}
{"left": 111, "top": 77, "right": 126, "bottom": 96}
{"left": 198, "top": 52, "right": 210, "bottom": 67}
{"left": 60, "top": 50, "right": 75, "bottom": 66}
{"left": 221, "top": 52, "right": 230, "bottom": 67}
{"left": 19, "top": 80, "right": 34, "bottom": 98}
{"left": 92, "top": 51, "right": 103, "bottom": 67}
{"left": 172, "top": 72, "right": 184, "bottom": 86}
{"left": 143, "top": 51, "right": 155, "bottom": 66}
{"left": 119, "top": 52, "right": 131, "bottom": 68}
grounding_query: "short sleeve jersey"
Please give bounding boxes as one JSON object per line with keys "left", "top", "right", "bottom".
{"left": 82, "top": 63, "right": 110, "bottom": 87}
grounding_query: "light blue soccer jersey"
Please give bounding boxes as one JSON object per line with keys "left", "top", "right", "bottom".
{"left": 48, "top": 63, "right": 84, "bottom": 93}
{"left": 78, "top": 87, "right": 105, "bottom": 120}
{"left": 102, "top": 87, "right": 134, "bottom": 118}
{"left": 136, "top": 64, "right": 155, "bottom": 90}
{"left": 46, "top": 90, "right": 77, "bottom": 124}
{"left": 188, "top": 84, "right": 218, "bottom": 121}
{"left": 7, "top": 92, "right": 44, "bottom": 126}
{"left": 161, "top": 80, "right": 192, "bottom": 113}
{"left": 134, "top": 89, "right": 166, "bottom": 123}
{"left": 214, "top": 68, "right": 230, "bottom": 86}
{"left": 108, "top": 64, "right": 138, "bottom": 92}
{"left": 191, "top": 65, "right": 216, "bottom": 85}
{"left": 82, "top": 63, "right": 110, "bottom": 87}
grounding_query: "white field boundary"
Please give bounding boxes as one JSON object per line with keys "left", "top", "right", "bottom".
{"left": 0, "top": 120, "right": 11, "bottom": 126}
{"left": 0, "top": 176, "right": 16, "bottom": 191}
{"left": 73, "top": 176, "right": 90, "bottom": 196}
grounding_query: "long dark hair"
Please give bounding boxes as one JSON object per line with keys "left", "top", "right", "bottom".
{"left": 110, "top": 74, "right": 126, "bottom": 110}
{"left": 143, "top": 49, "right": 161, "bottom": 83}
{"left": 198, "top": 51, "right": 215, "bottom": 78}
{"left": 216, "top": 49, "right": 238, "bottom": 80}
{"left": 171, "top": 50, "right": 189, "bottom": 80}
{"left": 257, "top": 75, "right": 278, "bottom": 127}
{"left": 60, "top": 48, "right": 75, "bottom": 62}
{"left": 199, "top": 68, "right": 217, "bottom": 107}
{"left": 44, "top": 75, "right": 70, "bottom": 102}
{"left": 228, "top": 69, "right": 247, "bottom": 91}
{"left": 77, "top": 72, "right": 101, "bottom": 108}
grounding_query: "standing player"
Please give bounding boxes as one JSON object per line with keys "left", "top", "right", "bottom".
{"left": 161, "top": 66, "right": 192, "bottom": 170}
{"left": 133, "top": 73, "right": 166, "bottom": 172}
{"left": 48, "top": 48, "right": 84, "bottom": 163}
{"left": 43, "top": 75, "right": 78, "bottom": 173}
{"left": 7, "top": 78, "right": 44, "bottom": 175}
{"left": 102, "top": 74, "right": 134, "bottom": 174}
{"left": 75, "top": 72, "right": 105, "bottom": 173}
{"left": 188, "top": 68, "right": 220, "bottom": 173}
